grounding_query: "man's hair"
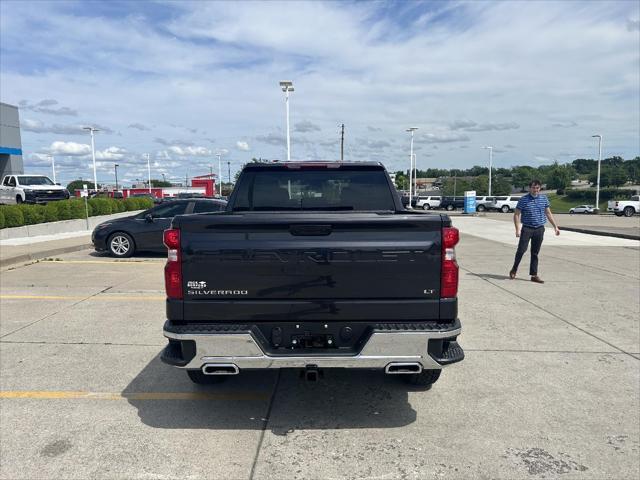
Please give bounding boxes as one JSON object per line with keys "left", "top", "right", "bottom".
{"left": 529, "top": 179, "right": 542, "bottom": 187}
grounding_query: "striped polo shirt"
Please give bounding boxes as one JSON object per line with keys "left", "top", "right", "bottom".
{"left": 516, "top": 193, "right": 549, "bottom": 228}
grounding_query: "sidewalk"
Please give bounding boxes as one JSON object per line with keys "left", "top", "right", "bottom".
{"left": 0, "top": 233, "right": 92, "bottom": 269}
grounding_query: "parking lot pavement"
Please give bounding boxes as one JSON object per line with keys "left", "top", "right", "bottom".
{"left": 1, "top": 222, "right": 639, "bottom": 479}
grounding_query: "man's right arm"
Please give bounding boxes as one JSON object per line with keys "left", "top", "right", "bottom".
{"left": 513, "top": 209, "right": 521, "bottom": 237}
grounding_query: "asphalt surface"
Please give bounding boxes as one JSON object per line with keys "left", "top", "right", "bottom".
{"left": 0, "top": 219, "right": 638, "bottom": 480}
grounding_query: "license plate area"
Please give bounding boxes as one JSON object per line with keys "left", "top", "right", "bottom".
{"left": 291, "top": 333, "right": 335, "bottom": 349}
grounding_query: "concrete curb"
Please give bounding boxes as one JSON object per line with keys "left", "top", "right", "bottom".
{"left": 560, "top": 226, "right": 640, "bottom": 241}
{"left": 1, "top": 241, "right": 93, "bottom": 269}
{"left": 0, "top": 210, "right": 144, "bottom": 240}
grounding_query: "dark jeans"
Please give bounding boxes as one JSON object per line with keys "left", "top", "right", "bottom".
{"left": 512, "top": 225, "right": 545, "bottom": 276}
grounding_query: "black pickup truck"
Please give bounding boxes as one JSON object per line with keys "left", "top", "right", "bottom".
{"left": 161, "top": 162, "right": 463, "bottom": 387}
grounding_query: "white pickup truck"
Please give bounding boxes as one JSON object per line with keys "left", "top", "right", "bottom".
{"left": 0, "top": 174, "right": 70, "bottom": 204}
{"left": 607, "top": 195, "right": 639, "bottom": 217}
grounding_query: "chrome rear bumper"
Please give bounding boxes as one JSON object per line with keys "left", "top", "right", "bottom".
{"left": 162, "top": 321, "right": 463, "bottom": 371}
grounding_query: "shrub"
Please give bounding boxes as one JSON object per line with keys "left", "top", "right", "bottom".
{"left": 68, "top": 199, "right": 90, "bottom": 219}
{"left": 124, "top": 197, "right": 152, "bottom": 211}
{"left": 18, "top": 204, "right": 45, "bottom": 225}
{"left": 0, "top": 209, "right": 4, "bottom": 229}
{"left": 55, "top": 201, "right": 73, "bottom": 220}
{"left": 43, "top": 202, "right": 59, "bottom": 223}
{"left": 88, "top": 198, "right": 113, "bottom": 216}
{"left": 3, "top": 206, "right": 24, "bottom": 228}
{"left": 564, "top": 188, "right": 633, "bottom": 202}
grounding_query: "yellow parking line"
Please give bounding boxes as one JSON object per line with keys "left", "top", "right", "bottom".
{"left": 39, "top": 260, "right": 163, "bottom": 265}
{"left": 0, "top": 391, "right": 269, "bottom": 401}
{"left": 0, "top": 295, "right": 164, "bottom": 301}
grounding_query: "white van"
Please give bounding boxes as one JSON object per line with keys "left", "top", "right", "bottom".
{"left": 414, "top": 196, "right": 442, "bottom": 210}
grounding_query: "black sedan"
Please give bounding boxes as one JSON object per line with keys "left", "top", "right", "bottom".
{"left": 92, "top": 199, "right": 227, "bottom": 257}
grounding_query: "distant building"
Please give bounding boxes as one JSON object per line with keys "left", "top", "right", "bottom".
{"left": 0, "top": 102, "right": 24, "bottom": 178}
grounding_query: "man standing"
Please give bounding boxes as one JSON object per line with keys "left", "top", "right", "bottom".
{"left": 509, "top": 179, "right": 560, "bottom": 284}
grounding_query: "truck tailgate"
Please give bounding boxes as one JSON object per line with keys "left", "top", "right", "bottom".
{"left": 176, "top": 213, "right": 446, "bottom": 321}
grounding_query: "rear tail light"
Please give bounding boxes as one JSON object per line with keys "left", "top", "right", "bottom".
{"left": 163, "top": 228, "right": 183, "bottom": 299}
{"left": 441, "top": 227, "right": 460, "bottom": 298}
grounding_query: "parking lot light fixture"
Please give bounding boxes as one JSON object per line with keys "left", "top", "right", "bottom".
{"left": 279, "top": 81, "right": 294, "bottom": 161}
{"left": 114, "top": 164, "right": 119, "bottom": 191}
{"left": 406, "top": 127, "right": 418, "bottom": 208}
{"left": 145, "top": 153, "right": 152, "bottom": 193}
{"left": 83, "top": 127, "right": 99, "bottom": 192}
{"left": 48, "top": 154, "right": 56, "bottom": 184}
{"left": 483, "top": 146, "right": 493, "bottom": 196}
{"left": 592, "top": 135, "right": 602, "bottom": 213}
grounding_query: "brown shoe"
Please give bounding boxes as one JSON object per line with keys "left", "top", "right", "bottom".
{"left": 531, "top": 276, "right": 544, "bottom": 284}
{"left": 509, "top": 270, "right": 516, "bottom": 280}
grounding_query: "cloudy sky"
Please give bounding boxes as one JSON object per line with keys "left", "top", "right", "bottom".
{"left": 1, "top": 0, "right": 638, "bottom": 186}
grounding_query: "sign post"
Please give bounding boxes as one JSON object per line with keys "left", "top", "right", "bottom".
{"left": 81, "top": 184, "right": 90, "bottom": 229}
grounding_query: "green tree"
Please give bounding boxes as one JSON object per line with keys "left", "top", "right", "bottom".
{"left": 589, "top": 166, "right": 628, "bottom": 187}
{"left": 571, "top": 158, "right": 597, "bottom": 175}
{"left": 470, "top": 175, "right": 489, "bottom": 195}
{"left": 546, "top": 162, "right": 574, "bottom": 191}
{"left": 66, "top": 180, "right": 97, "bottom": 193}
{"left": 150, "top": 179, "right": 172, "bottom": 187}
{"left": 491, "top": 176, "right": 512, "bottom": 195}
{"left": 511, "top": 166, "right": 537, "bottom": 192}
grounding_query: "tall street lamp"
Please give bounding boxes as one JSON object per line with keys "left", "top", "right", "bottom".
{"left": 483, "top": 146, "right": 493, "bottom": 196}
{"left": 227, "top": 161, "right": 231, "bottom": 185}
{"left": 592, "top": 134, "right": 603, "bottom": 213}
{"left": 114, "top": 163, "right": 119, "bottom": 191}
{"left": 145, "top": 153, "right": 151, "bottom": 193}
{"left": 406, "top": 127, "right": 418, "bottom": 208}
{"left": 216, "top": 152, "right": 223, "bottom": 196}
{"left": 279, "top": 81, "right": 294, "bottom": 161}
{"left": 83, "top": 127, "right": 99, "bottom": 191}
{"left": 48, "top": 154, "right": 56, "bottom": 184}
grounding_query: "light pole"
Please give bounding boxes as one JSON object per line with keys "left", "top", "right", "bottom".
{"left": 114, "top": 164, "right": 119, "bottom": 191}
{"left": 483, "top": 146, "right": 493, "bottom": 196}
{"left": 406, "top": 127, "right": 418, "bottom": 208}
{"left": 48, "top": 154, "right": 56, "bottom": 183}
{"left": 145, "top": 153, "right": 151, "bottom": 193}
{"left": 215, "top": 152, "right": 223, "bottom": 196}
{"left": 592, "top": 134, "right": 603, "bottom": 212}
{"left": 279, "top": 81, "right": 294, "bottom": 161}
{"left": 227, "top": 160, "right": 231, "bottom": 185}
{"left": 83, "top": 127, "right": 99, "bottom": 191}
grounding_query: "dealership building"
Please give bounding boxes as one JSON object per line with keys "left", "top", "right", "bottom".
{"left": 0, "top": 102, "right": 24, "bottom": 178}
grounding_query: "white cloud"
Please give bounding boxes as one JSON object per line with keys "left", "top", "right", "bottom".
{"left": 48, "top": 141, "right": 91, "bottom": 156}
{"left": 416, "top": 133, "right": 471, "bottom": 144}
{"left": 168, "top": 145, "right": 211, "bottom": 157}
{"left": 95, "top": 146, "right": 126, "bottom": 160}
{"left": 236, "top": 141, "right": 250, "bottom": 151}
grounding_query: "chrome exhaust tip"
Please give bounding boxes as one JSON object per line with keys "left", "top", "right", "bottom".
{"left": 202, "top": 363, "right": 239, "bottom": 375}
{"left": 384, "top": 362, "right": 423, "bottom": 375}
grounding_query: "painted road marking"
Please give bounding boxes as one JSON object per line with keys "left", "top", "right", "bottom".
{"left": 0, "top": 391, "right": 269, "bottom": 401}
{"left": 0, "top": 295, "right": 164, "bottom": 301}
{"left": 39, "top": 260, "right": 163, "bottom": 265}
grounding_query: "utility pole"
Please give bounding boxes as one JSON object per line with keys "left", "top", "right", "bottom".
{"left": 340, "top": 123, "right": 345, "bottom": 161}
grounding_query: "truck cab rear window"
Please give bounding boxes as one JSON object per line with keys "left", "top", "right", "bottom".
{"left": 232, "top": 170, "right": 395, "bottom": 211}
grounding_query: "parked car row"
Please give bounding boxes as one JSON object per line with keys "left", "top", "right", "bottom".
{"left": 406, "top": 195, "right": 523, "bottom": 212}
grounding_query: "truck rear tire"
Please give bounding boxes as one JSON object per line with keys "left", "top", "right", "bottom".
{"left": 501, "top": 205, "right": 510, "bottom": 213}
{"left": 624, "top": 206, "right": 635, "bottom": 217}
{"left": 187, "top": 370, "right": 227, "bottom": 385}
{"left": 403, "top": 369, "right": 441, "bottom": 388}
